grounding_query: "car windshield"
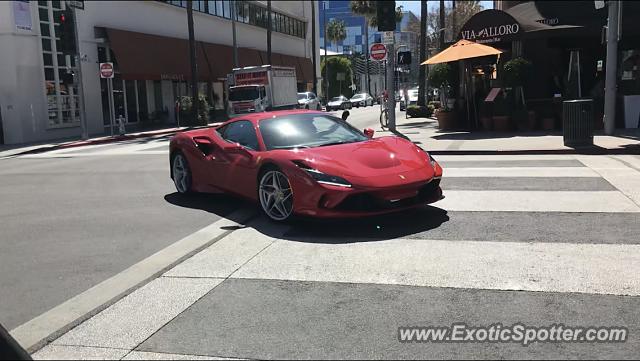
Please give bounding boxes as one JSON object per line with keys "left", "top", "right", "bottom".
{"left": 297, "top": 93, "right": 308, "bottom": 100}
{"left": 259, "top": 114, "right": 368, "bottom": 150}
{"left": 229, "top": 87, "right": 259, "bottom": 101}
{"left": 330, "top": 97, "right": 344, "bottom": 102}
{"left": 351, "top": 94, "right": 364, "bottom": 99}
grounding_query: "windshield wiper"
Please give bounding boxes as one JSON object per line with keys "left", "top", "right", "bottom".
{"left": 272, "top": 145, "right": 311, "bottom": 150}
{"left": 317, "top": 140, "right": 356, "bottom": 147}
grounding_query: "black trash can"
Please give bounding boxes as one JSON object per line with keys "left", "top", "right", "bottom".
{"left": 562, "top": 99, "right": 594, "bottom": 147}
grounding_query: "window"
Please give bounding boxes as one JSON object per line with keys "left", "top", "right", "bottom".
{"left": 218, "top": 120, "right": 259, "bottom": 150}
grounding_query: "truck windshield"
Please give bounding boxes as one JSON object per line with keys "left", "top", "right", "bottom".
{"left": 229, "top": 87, "right": 259, "bottom": 101}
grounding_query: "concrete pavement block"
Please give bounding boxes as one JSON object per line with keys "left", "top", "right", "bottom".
{"left": 52, "top": 277, "right": 222, "bottom": 350}
{"left": 32, "top": 345, "right": 128, "bottom": 360}
{"left": 123, "top": 351, "right": 245, "bottom": 360}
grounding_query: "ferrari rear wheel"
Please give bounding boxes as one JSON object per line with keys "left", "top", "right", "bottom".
{"left": 259, "top": 170, "right": 293, "bottom": 222}
{"left": 172, "top": 152, "right": 192, "bottom": 194}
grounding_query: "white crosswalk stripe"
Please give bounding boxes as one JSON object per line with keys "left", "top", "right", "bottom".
{"left": 31, "top": 153, "right": 640, "bottom": 359}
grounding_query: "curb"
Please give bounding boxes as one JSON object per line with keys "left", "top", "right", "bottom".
{"left": 9, "top": 125, "right": 217, "bottom": 157}
{"left": 428, "top": 145, "right": 640, "bottom": 156}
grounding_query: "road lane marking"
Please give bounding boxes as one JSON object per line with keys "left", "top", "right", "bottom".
{"left": 123, "top": 351, "right": 245, "bottom": 360}
{"left": 11, "top": 208, "right": 256, "bottom": 353}
{"left": 443, "top": 167, "right": 600, "bottom": 177}
{"left": 231, "top": 238, "right": 640, "bottom": 296}
{"left": 436, "top": 190, "right": 640, "bottom": 213}
{"left": 576, "top": 155, "right": 640, "bottom": 207}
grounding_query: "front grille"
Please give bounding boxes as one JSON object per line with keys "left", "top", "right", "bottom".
{"left": 334, "top": 179, "right": 441, "bottom": 212}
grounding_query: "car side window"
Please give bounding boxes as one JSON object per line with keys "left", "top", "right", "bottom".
{"left": 310, "top": 93, "right": 316, "bottom": 99}
{"left": 220, "top": 120, "right": 259, "bottom": 151}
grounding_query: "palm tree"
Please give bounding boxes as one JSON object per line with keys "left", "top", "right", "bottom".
{"left": 326, "top": 19, "right": 347, "bottom": 53}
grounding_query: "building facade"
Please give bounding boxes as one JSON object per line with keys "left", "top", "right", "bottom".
{"left": 0, "top": 0, "right": 320, "bottom": 145}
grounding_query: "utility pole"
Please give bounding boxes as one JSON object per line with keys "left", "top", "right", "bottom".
{"left": 312, "top": 0, "right": 318, "bottom": 94}
{"left": 417, "top": 0, "right": 427, "bottom": 107}
{"left": 387, "top": 39, "right": 396, "bottom": 131}
{"left": 231, "top": 0, "right": 238, "bottom": 68}
{"left": 452, "top": 0, "right": 456, "bottom": 40}
{"left": 439, "top": 0, "right": 445, "bottom": 50}
{"left": 187, "top": 1, "right": 199, "bottom": 124}
{"left": 604, "top": 0, "right": 620, "bottom": 135}
{"left": 267, "top": 0, "right": 273, "bottom": 65}
{"left": 71, "top": 6, "right": 88, "bottom": 140}
{"left": 323, "top": 1, "right": 328, "bottom": 102}
{"left": 364, "top": 19, "right": 371, "bottom": 96}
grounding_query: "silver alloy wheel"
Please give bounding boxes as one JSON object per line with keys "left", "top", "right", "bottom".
{"left": 259, "top": 170, "right": 293, "bottom": 221}
{"left": 172, "top": 153, "right": 191, "bottom": 194}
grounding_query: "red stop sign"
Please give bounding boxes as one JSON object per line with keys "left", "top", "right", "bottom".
{"left": 370, "top": 43, "right": 387, "bottom": 61}
{"left": 100, "top": 62, "right": 114, "bottom": 79}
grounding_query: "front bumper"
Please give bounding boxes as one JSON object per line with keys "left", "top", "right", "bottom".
{"left": 293, "top": 176, "right": 444, "bottom": 218}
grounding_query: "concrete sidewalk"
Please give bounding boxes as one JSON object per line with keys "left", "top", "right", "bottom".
{"left": 387, "top": 117, "right": 640, "bottom": 155}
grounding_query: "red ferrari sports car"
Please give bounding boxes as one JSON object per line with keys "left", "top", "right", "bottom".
{"left": 169, "top": 110, "right": 443, "bottom": 221}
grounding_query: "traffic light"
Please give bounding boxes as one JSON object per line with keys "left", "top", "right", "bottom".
{"left": 397, "top": 51, "right": 412, "bottom": 65}
{"left": 377, "top": 1, "right": 396, "bottom": 32}
{"left": 58, "top": 9, "right": 76, "bottom": 55}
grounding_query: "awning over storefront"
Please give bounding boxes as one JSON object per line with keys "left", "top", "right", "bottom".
{"left": 106, "top": 28, "right": 313, "bottom": 83}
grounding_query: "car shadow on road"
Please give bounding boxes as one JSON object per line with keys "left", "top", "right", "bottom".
{"left": 281, "top": 206, "right": 450, "bottom": 244}
{"left": 165, "top": 192, "right": 450, "bottom": 244}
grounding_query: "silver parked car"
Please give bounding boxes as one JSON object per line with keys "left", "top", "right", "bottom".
{"left": 297, "top": 92, "right": 322, "bottom": 110}
{"left": 326, "top": 95, "right": 352, "bottom": 111}
{"left": 349, "top": 93, "right": 374, "bottom": 108}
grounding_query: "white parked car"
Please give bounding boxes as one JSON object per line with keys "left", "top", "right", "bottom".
{"left": 297, "top": 92, "right": 321, "bottom": 110}
{"left": 349, "top": 93, "right": 374, "bottom": 107}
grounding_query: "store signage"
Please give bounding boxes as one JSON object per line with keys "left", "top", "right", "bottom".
{"left": 370, "top": 43, "right": 388, "bottom": 61}
{"left": 99, "top": 62, "right": 114, "bottom": 79}
{"left": 235, "top": 71, "right": 268, "bottom": 85}
{"left": 459, "top": 9, "right": 523, "bottom": 44}
{"left": 160, "top": 73, "right": 184, "bottom": 81}
{"left": 13, "top": 1, "right": 32, "bottom": 31}
{"left": 460, "top": 23, "right": 520, "bottom": 44}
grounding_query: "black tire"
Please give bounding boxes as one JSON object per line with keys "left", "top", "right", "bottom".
{"left": 316, "top": 104, "right": 322, "bottom": 111}
{"left": 171, "top": 152, "right": 192, "bottom": 194}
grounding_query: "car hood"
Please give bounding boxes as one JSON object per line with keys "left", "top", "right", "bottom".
{"left": 298, "top": 99, "right": 310, "bottom": 104}
{"left": 284, "top": 136, "right": 434, "bottom": 185}
{"left": 328, "top": 101, "right": 343, "bottom": 106}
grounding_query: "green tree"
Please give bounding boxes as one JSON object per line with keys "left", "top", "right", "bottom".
{"left": 326, "top": 19, "right": 347, "bottom": 52}
{"left": 426, "top": 0, "right": 483, "bottom": 53}
{"left": 321, "top": 56, "right": 354, "bottom": 99}
{"left": 349, "top": 1, "right": 404, "bottom": 28}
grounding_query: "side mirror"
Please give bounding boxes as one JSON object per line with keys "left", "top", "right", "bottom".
{"left": 364, "top": 128, "right": 375, "bottom": 138}
{"left": 341, "top": 110, "right": 350, "bottom": 121}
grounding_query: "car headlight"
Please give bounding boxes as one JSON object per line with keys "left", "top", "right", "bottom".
{"left": 293, "top": 161, "right": 352, "bottom": 188}
{"left": 429, "top": 153, "right": 437, "bottom": 168}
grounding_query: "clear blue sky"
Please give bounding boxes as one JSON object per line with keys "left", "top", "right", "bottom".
{"left": 397, "top": 0, "right": 493, "bottom": 15}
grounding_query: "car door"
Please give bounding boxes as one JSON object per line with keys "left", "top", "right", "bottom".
{"left": 215, "top": 120, "right": 261, "bottom": 198}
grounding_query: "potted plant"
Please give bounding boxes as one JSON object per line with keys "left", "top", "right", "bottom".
{"left": 429, "top": 63, "right": 456, "bottom": 130}
{"left": 503, "top": 57, "right": 533, "bottom": 131}
{"left": 492, "top": 94, "right": 511, "bottom": 131}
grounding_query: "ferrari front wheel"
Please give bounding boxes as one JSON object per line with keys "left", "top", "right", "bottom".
{"left": 172, "top": 152, "right": 192, "bottom": 194}
{"left": 259, "top": 170, "right": 293, "bottom": 222}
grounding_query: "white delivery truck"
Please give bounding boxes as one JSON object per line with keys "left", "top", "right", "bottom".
{"left": 227, "top": 65, "right": 298, "bottom": 116}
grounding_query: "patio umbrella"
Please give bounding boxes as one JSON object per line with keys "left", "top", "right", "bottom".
{"left": 421, "top": 39, "right": 503, "bottom": 65}
{"left": 422, "top": 40, "right": 503, "bottom": 130}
